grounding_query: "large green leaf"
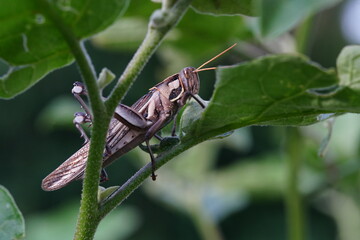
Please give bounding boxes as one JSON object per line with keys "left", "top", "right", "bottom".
{"left": 191, "top": 0, "right": 255, "bottom": 16}
{"left": 0, "top": 0, "right": 128, "bottom": 99}
{"left": 0, "top": 185, "right": 25, "bottom": 240}
{"left": 181, "top": 48, "right": 360, "bottom": 139}
{"left": 257, "top": 0, "right": 341, "bottom": 38}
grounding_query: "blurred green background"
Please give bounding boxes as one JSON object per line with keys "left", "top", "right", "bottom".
{"left": 1, "top": 0, "right": 360, "bottom": 239}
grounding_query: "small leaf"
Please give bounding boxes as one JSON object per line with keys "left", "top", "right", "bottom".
{"left": 0, "top": 0, "right": 129, "bottom": 99}
{"left": 336, "top": 45, "right": 360, "bottom": 87}
{"left": 257, "top": 0, "right": 341, "bottom": 38}
{"left": 0, "top": 185, "right": 25, "bottom": 240}
{"left": 98, "top": 67, "right": 116, "bottom": 90}
{"left": 191, "top": 0, "right": 255, "bottom": 16}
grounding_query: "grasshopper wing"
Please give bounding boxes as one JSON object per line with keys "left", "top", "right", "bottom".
{"left": 41, "top": 143, "right": 89, "bottom": 191}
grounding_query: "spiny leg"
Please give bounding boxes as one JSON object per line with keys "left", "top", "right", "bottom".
{"left": 146, "top": 140, "right": 157, "bottom": 181}
{"left": 72, "top": 82, "right": 92, "bottom": 117}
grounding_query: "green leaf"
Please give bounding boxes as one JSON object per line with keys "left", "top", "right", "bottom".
{"left": 0, "top": 0, "right": 129, "bottom": 99}
{"left": 257, "top": 0, "right": 341, "bottom": 38}
{"left": 98, "top": 67, "right": 116, "bottom": 90}
{"left": 180, "top": 100, "right": 207, "bottom": 138}
{"left": 336, "top": 45, "right": 360, "bottom": 87}
{"left": 184, "top": 54, "right": 360, "bottom": 139}
{"left": 0, "top": 185, "right": 25, "bottom": 240}
{"left": 191, "top": 0, "right": 255, "bottom": 16}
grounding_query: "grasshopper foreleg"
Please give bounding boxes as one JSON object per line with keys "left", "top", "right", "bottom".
{"left": 73, "top": 112, "right": 91, "bottom": 144}
{"left": 189, "top": 93, "right": 206, "bottom": 109}
{"left": 71, "top": 82, "right": 93, "bottom": 144}
{"left": 72, "top": 82, "right": 92, "bottom": 117}
{"left": 180, "top": 92, "right": 206, "bottom": 109}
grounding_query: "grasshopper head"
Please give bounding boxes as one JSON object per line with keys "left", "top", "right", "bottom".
{"left": 179, "top": 67, "right": 200, "bottom": 96}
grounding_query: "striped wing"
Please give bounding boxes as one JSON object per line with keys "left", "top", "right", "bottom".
{"left": 41, "top": 143, "right": 90, "bottom": 191}
{"left": 41, "top": 118, "right": 121, "bottom": 191}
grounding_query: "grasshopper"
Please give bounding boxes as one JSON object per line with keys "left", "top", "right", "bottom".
{"left": 41, "top": 44, "right": 236, "bottom": 191}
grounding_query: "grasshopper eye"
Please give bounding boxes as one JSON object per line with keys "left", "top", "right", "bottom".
{"left": 184, "top": 69, "right": 190, "bottom": 78}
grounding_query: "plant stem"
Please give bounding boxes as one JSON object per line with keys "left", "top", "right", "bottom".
{"left": 285, "top": 127, "right": 305, "bottom": 240}
{"left": 38, "top": 1, "right": 110, "bottom": 239}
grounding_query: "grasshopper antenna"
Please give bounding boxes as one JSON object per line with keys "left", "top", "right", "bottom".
{"left": 194, "top": 43, "right": 237, "bottom": 72}
{"left": 193, "top": 67, "right": 217, "bottom": 73}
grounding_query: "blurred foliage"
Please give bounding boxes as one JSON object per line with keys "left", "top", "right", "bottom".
{"left": 26, "top": 201, "right": 140, "bottom": 240}
{"left": 256, "top": 0, "right": 342, "bottom": 38}
{"left": 1, "top": 0, "right": 360, "bottom": 240}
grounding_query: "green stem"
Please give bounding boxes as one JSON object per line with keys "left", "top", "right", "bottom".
{"left": 38, "top": 1, "right": 109, "bottom": 239}
{"left": 285, "top": 127, "right": 305, "bottom": 240}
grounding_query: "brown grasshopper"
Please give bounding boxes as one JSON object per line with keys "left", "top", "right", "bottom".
{"left": 41, "top": 44, "right": 236, "bottom": 191}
